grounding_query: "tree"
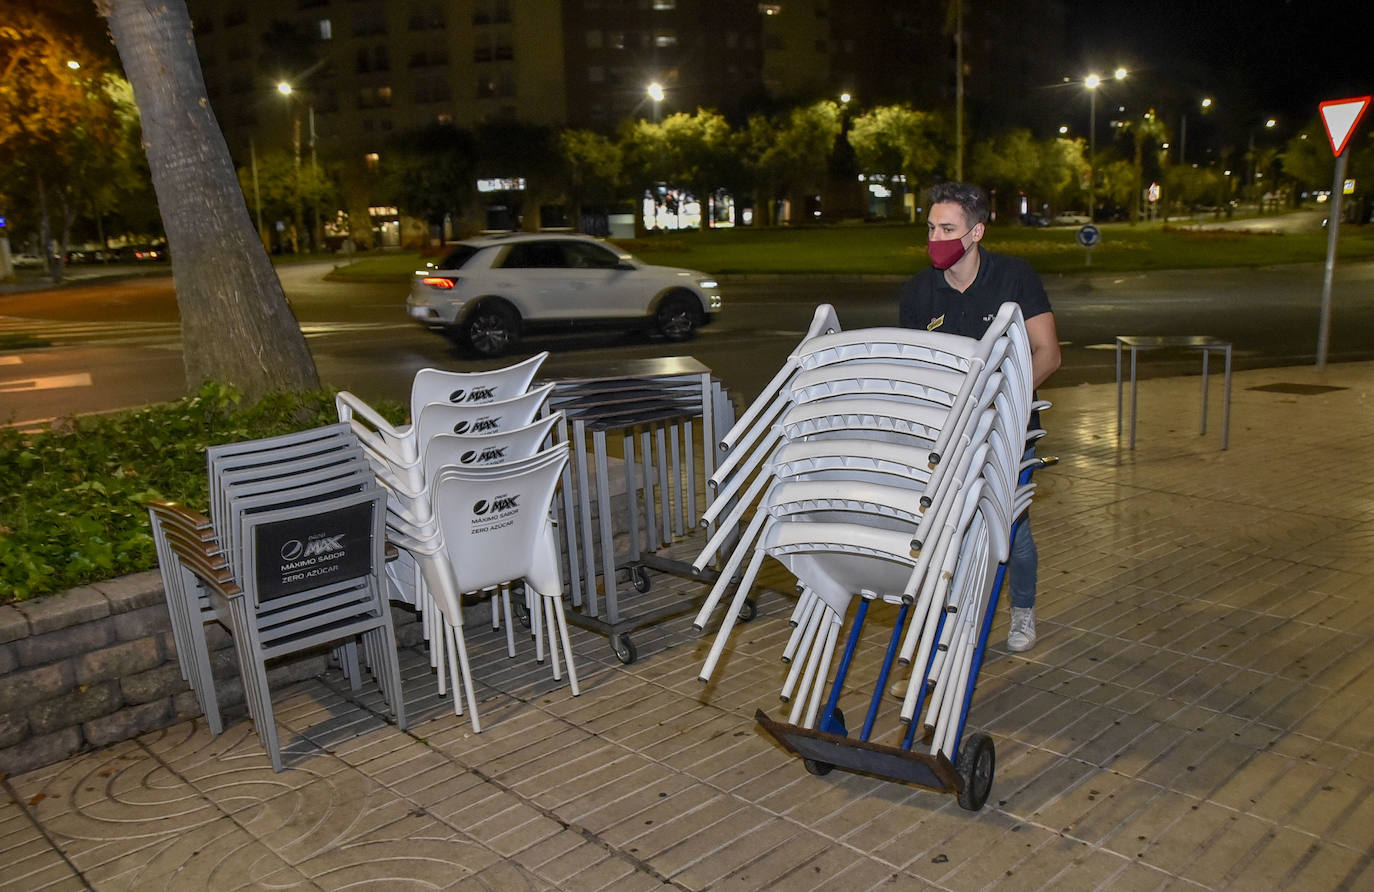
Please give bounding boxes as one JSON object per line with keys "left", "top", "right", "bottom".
{"left": 382, "top": 122, "right": 478, "bottom": 242}
{"left": 657, "top": 110, "right": 735, "bottom": 228}
{"left": 969, "top": 129, "right": 1040, "bottom": 218}
{"left": 749, "top": 101, "right": 843, "bottom": 224}
{"left": 97, "top": 0, "right": 318, "bottom": 397}
{"left": 557, "top": 129, "right": 622, "bottom": 233}
{"left": 848, "top": 104, "right": 946, "bottom": 220}
{"left": 1123, "top": 111, "right": 1168, "bottom": 222}
{"left": 1, "top": 6, "right": 122, "bottom": 279}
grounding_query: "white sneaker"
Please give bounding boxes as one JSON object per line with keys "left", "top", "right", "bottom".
{"left": 1007, "top": 607, "right": 1037, "bottom": 652}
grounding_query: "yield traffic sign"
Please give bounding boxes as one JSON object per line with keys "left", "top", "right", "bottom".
{"left": 1318, "top": 95, "right": 1370, "bottom": 157}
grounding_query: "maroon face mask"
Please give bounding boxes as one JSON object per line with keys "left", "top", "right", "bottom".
{"left": 927, "top": 232, "right": 971, "bottom": 269}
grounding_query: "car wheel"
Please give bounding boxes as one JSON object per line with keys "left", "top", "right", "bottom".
{"left": 463, "top": 302, "right": 519, "bottom": 357}
{"left": 655, "top": 292, "right": 701, "bottom": 341}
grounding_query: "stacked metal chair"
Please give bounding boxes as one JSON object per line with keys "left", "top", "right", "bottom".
{"left": 336, "top": 357, "right": 577, "bottom": 733}
{"left": 692, "top": 302, "right": 1049, "bottom": 810}
{"left": 147, "top": 423, "right": 406, "bottom": 772}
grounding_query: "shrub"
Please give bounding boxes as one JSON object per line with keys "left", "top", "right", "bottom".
{"left": 0, "top": 382, "right": 404, "bottom": 603}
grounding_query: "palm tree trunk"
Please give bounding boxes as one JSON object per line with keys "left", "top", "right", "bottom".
{"left": 98, "top": 0, "right": 319, "bottom": 398}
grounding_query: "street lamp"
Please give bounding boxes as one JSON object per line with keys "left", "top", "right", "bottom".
{"left": 277, "top": 81, "right": 319, "bottom": 252}
{"left": 646, "top": 82, "right": 664, "bottom": 122}
{"left": 1179, "top": 96, "right": 1213, "bottom": 166}
{"left": 1084, "top": 67, "right": 1126, "bottom": 223}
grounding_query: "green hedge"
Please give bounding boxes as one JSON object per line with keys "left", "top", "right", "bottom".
{"left": 0, "top": 383, "right": 404, "bottom": 603}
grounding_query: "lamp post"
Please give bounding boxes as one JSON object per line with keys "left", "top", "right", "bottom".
{"left": 1085, "top": 67, "right": 1127, "bottom": 223}
{"left": 277, "top": 82, "right": 320, "bottom": 251}
{"left": 1248, "top": 117, "right": 1276, "bottom": 210}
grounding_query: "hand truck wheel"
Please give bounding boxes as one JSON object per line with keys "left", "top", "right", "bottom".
{"left": 803, "top": 757, "right": 834, "bottom": 776}
{"left": 631, "top": 566, "right": 651, "bottom": 593}
{"left": 613, "top": 633, "right": 638, "bottom": 665}
{"left": 955, "top": 731, "right": 996, "bottom": 811}
{"left": 737, "top": 598, "right": 757, "bottom": 622}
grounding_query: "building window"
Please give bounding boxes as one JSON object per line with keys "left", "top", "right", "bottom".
{"left": 759, "top": 3, "right": 782, "bottom": 15}
{"left": 408, "top": 3, "right": 445, "bottom": 30}
{"left": 473, "top": 0, "right": 511, "bottom": 25}
{"left": 654, "top": 30, "right": 677, "bottom": 47}
{"left": 358, "top": 85, "right": 393, "bottom": 108}
{"left": 607, "top": 31, "right": 625, "bottom": 50}
{"left": 653, "top": 0, "right": 676, "bottom": 8}
{"left": 364, "top": 153, "right": 380, "bottom": 170}
{"left": 586, "top": 29, "right": 602, "bottom": 49}
{"left": 353, "top": 9, "right": 387, "bottom": 36}
{"left": 413, "top": 76, "right": 451, "bottom": 103}
{"left": 317, "top": 18, "right": 332, "bottom": 40}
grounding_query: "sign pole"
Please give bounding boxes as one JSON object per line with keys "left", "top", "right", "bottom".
{"left": 1316, "top": 150, "right": 1347, "bottom": 369}
{"left": 1315, "top": 95, "right": 1371, "bottom": 370}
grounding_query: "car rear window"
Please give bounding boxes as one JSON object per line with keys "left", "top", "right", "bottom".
{"left": 438, "top": 245, "right": 482, "bottom": 269}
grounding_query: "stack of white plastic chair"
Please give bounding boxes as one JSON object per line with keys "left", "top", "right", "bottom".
{"left": 336, "top": 356, "right": 578, "bottom": 732}
{"left": 692, "top": 302, "right": 1044, "bottom": 763}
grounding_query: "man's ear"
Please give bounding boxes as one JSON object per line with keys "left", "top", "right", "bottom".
{"left": 969, "top": 221, "right": 986, "bottom": 243}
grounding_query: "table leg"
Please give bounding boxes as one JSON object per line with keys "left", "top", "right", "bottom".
{"left": 1115, "top": 339, "right": 1123, "bottom": 437}
{"left": 1222, "top": 345, "right": 1232, "bottom": 450}
{"left": 1129, "top": 346, "right": 1139, "bottom": 449}
{"left": 1200, "top": 347, "right": 1210, "bottom": 436}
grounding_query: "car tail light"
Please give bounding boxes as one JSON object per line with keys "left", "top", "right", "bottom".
{"left": 423, "top": 276, "right": 456, "bottom": 290}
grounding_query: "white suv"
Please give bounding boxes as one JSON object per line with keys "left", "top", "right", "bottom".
{"left": 407, "top": 233, "right": 722, "bottom": 356}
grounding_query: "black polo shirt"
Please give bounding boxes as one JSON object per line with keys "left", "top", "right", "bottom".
{"left": 897, "top": 246, "right": 1052, "bottom": 433}
{"left": 897, "top": 246, "right": 1052, "bottom": 337}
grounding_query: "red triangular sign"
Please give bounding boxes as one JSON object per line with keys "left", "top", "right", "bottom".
{"left": 1319, "top": 95, "right": 1371, "bottom": 157}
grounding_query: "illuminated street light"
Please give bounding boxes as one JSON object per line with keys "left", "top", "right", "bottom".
{"left": 66, "top": 59, "right": 81, "bottom": 70}
{"left": 646, "top": 81, "right": 664, "bottom": 122}
{"left": 1114, "top": 67, "right": 1128, "bottom": 81}
{"left": 1059, "top": 125, "right": 1069, "bottom": 135}
{"left": 1201, "top": 97, "right": 1213, "bottom": 109}
{"left": 839, "top": 91, "right": 851, "bottom": 105}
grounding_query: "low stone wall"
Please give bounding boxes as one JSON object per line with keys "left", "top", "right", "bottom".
{"left": 0, "top": 572, "right": 421, "bottom": 777}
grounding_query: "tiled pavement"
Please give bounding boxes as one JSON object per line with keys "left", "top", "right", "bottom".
{"left": 4, "top": 359, "right": 1374, "bottom": 891}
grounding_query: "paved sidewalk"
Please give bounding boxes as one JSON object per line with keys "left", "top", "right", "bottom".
{"left": 4, "top": 360, "right": 1374, "bottom": 891}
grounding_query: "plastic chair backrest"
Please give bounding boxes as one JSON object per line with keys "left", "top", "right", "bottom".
{"left": 409, "top": 352, "right": 548, "bottom": 421}
{"left": 240, "top": 486, "right": 386, "bottom": 610}
{"left": 421, "top": 413, "right": 560, "bottom": 482}
{"left": 414, "top": 382, "right": 554, "bottom": 443}
{"left": 433, "top": 445, "right": 569, "bottom": 593}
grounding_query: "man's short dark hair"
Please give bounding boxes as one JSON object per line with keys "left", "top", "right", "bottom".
{"left": 928, "top": 182, "right": 990, "bottom": 227}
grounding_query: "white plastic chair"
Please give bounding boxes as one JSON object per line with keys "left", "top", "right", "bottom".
{"left": 335, "top": 352, "right": 548, "bottom": 464}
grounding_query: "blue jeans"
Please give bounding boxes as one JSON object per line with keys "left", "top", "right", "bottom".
{"left": 1007, "top": 445, "right": 1038, "bottom": 610}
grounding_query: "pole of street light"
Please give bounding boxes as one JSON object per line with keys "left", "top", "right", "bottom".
{"left": 1086, "top": 76, "right": 1099, "bottom": 222}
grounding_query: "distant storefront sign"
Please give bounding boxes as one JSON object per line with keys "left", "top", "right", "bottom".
{"left": 478, "top": 177, "right": 527, "bottom": 193}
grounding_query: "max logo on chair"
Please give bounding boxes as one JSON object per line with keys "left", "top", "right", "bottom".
{"left": 449, "top": 385, "right": 498, "bottom": 403}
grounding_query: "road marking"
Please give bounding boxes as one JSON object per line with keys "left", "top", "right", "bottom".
{"left": 0, "top": 356, "right": 21, "bottom": 365}
{"left": 0, "top": 372, "right": 93, "bottom": 393}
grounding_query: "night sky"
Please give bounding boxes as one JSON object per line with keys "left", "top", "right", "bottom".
{"left": 1065, "top": 0, "right": 1372, "bottom": 126}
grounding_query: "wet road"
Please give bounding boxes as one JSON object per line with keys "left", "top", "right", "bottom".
{"left": 2, "top": 259, "right": 1372, "bottom": 426}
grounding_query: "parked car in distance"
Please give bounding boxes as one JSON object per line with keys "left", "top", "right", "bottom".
{"left": 11, "top": 252, "right": 44, "bottom": 267}
{"left": 1018, "top": 212, "right": 1050, "bottom": 227}
{"left": 1053, "top": 213, "right": 1091, "bottom": 225}
{"left": 116, "top": 244, "right": 168, "bottom": 262}
{"left": 407, "top": 233, "right": 723, "bottom": 357}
